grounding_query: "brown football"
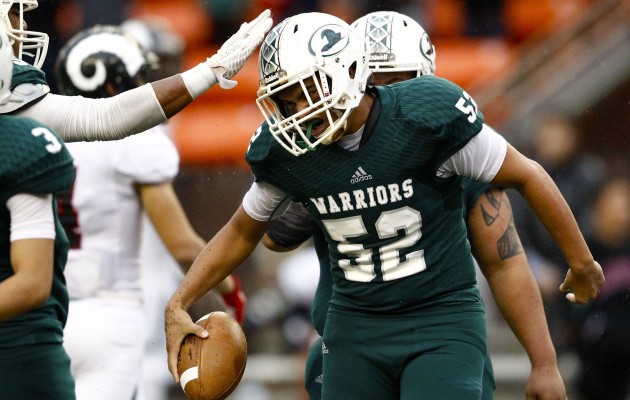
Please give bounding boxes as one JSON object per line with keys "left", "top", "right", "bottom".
{"left": 177, "top": 311, "right": 247, "bottom": 400}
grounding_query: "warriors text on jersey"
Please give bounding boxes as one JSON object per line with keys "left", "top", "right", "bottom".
{"left": 0, "top": 116, "right": 75, "bottom": 347}
{"left": 247, "top": 75, "right": 485, "bottom": 313}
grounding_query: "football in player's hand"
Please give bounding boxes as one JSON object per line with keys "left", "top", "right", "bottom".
{"left": 177, "top": 311, "right": 247, "bottom": 400}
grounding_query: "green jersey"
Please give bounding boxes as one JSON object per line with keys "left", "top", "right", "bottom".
{"left": 0, "top": 115, "right": 75, "bottom": 348}
{"left": 462, "top": 178, "right": 491, "bottom": 219}
{"left": 10, "top": 58, "right": 47, "bottom": 89}
{"left": 248, "top": 75, "right": 485, "bottom": 313}
{"left": 309, "top": 179, "right": 493, "bottom": 334}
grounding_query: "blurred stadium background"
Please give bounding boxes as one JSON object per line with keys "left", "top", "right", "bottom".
{"left": 35, "top": 0, "right": 629, "bottom": 399}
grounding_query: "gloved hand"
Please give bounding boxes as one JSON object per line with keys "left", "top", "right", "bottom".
{"left": 208, "top": 9, "right": 273, "bottom": 89}
{"left": 220, "top": 275, "right": 247, "bottom": 324}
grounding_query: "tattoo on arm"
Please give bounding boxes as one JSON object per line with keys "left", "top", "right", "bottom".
{"left": 481, "top": 190, "right": 501, "bottom": 226}
{"left": 480, "top": 190, "right": 524, "bottom": 260}
{"left": 497, "top": 216, "right": 524, "bottom": 260}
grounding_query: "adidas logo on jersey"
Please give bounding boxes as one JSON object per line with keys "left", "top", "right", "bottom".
{"left": 350, "top": 167, "right": 372, "bottom": 184}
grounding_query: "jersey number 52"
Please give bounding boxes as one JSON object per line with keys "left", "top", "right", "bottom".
{"left": 322, "top": 206, "right": 426, "bottom": 282}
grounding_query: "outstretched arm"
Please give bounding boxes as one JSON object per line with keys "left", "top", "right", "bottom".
{"left": 155, "top": 8, "right": 273, "bottom": 115}
{"left": 164, "top": 204, "right": 272, "bottom": 382}
{"left": 491, "top": 144, "right": 604, "bottom": 304}
{"left": 16, "top": 10, "right": 273, "bottom": 142}
{"left": 467, "top": 187, "right": 566, "bottom": 399}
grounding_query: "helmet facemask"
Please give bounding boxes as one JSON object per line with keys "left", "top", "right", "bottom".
{"left": 0, "top": 0, "right": 48, "bottom": 68}
{"left": 256, "top": 13, "right": 370, "bottom": 157}
{"left": 258, "top": 62, "right": 366, "bottom": 156}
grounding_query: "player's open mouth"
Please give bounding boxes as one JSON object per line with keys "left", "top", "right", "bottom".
{"left": 306, "top": 118, "right": 326, "bottom": 138}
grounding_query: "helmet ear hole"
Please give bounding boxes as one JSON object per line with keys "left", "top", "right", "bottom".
{"left": 349, "top": 61, "right": 357, "bottom": 79}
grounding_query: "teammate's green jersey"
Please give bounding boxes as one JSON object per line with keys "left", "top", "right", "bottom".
{"left": 247, "top": 75, "right": 485, "bottom": 313}
{"left": 10, "top": 58, "right": 47, "bottom": 88}
{"left": 0, "top": 116, "right": 75, "bottom": 348}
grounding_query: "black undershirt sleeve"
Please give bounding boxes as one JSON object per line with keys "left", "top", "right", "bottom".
{"left": 266, "top": 201, "right": 318, "bottom": 248}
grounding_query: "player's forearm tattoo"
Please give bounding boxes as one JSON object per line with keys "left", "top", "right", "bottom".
{"left": 497, "top": 216, "right": 524, "bottom": 260}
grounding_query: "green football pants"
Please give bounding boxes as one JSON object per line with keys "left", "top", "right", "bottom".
{"left": 321, "top": 302, "right": 488, "bottom": 400}
{"left": 0, "top": 342, "right": 76, "bottom": 400}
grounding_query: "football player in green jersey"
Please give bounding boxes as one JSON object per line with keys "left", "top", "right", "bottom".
{"left": 0, "top": 0, "right": 272, "bottom": 142}
{"left": 0, "top": 27, "right": 76, "bottom": 400}
{"left": 262, "top": 10, "right": 567, "bottom": 400}
{"left": 164, "top": 12, "right": 604, "bottom": 399}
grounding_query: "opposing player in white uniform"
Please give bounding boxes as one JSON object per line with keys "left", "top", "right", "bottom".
{"left": 121, "top": 18, "right": 248, "bottom": 400}
{"left": 54, "top": 26, "right": 245, "bottom": 400}
{"left": 0, "top": 0, "right": 272, "bottom": 142}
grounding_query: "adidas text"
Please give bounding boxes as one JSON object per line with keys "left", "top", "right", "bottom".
{"left": 351, "top": 167, "right": 373, "bottom": 184}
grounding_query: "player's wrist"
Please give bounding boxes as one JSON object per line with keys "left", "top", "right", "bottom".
{"left": 180, "top": 62, "right": 218, "bottom": 99}
{"left": 568, "top": 258, "right": 597, "bottom": 274}
{"left": 527, "top": 348, "right": 558, "bottom": 369}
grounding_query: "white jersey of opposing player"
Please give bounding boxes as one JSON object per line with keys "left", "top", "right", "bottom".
{"left": 62, "top": 124, "right": 179, "bottom": 400}
{"left": 63, "top": 124, "right": 179, "bottom": 301}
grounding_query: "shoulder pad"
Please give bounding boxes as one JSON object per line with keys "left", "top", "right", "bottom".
{"left": 0, "top": 116, "right": 75, "bottom": 196}
{"left": 0, "top": 83, "right": 50, "bottom": 114}
{"left": 245, "top": 122, "right": 276, "bottom": 164}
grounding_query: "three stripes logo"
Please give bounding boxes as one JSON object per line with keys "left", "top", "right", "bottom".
{"left": 350, "top": 167, "right": 372, "bottom": 184}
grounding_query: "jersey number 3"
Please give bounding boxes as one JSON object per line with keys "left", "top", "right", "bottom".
{"left": 322, "top": 206, "right": 426, "bottom": 282}
{"left": 32, "top": 127, "right": 62, "bottom": 154}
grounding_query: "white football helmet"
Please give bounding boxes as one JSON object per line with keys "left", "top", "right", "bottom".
{"left": 54, "top": 25, "right": 158, "bottom": 98}
{"left": 0, "top": 0, "right": 48, "bottom": 68}
{"left": 0, "top": 26, "right": 13, "bottom": 106}
{"left": 256, "top": 13, "right": 371, "bottom": 156}
{"left": 121, "top": 17, "right": 184, "bottom": 81}
{"left": 351, "top": 11, "right": 436, "bottom": 77}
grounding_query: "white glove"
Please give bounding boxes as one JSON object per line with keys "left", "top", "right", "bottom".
{"left": 208, "top": 9, "right": 273, "bottom": 89}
